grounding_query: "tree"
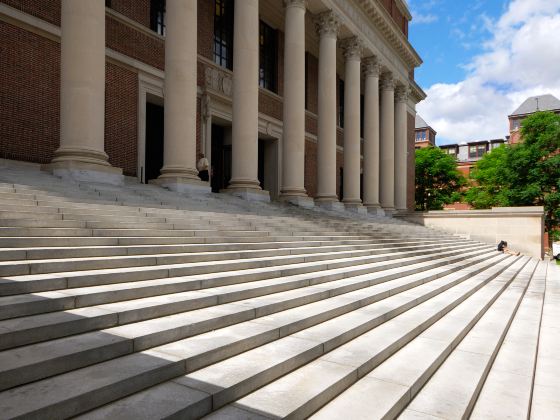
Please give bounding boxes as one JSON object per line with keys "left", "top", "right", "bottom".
{"left": 415, "top": 146, "right": 466, "bottom": 211}
{"left": 465, "top": 111, "right": 560, "bottom": 242}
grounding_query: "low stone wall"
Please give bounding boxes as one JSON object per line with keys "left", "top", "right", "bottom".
{"left": 401, "top": 207, "right": 545, "bottom": 259}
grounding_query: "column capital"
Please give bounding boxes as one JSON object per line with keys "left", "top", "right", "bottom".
{"left": 363, "top": 56, "right": 382, "bottom": 77}
{"left": 395, "top": 85, "right": 410, "bottom": 102}
{"left": 380, "top": 72, "right": 396, "bottom": 91}
{"left": 284, "top": 0, "right": 307, "bottom": 10}
{"left": 314, "top": 10, "right": 340, "bottom": 39}
{"left": 341, "top": 36, "right": 363, "bottom": 61}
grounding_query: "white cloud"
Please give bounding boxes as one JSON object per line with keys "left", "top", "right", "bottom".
{"left": 418, "top": 0, "right": 560, "bottom": 145}
{"left": 412, "top": 13, "right": 439, "bottom": 25}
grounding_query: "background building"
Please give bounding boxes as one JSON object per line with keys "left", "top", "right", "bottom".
{"left": 0, "top": 0, "right": 425, "bottom": 212}
{"left": 509, "top": 94, "right": 560, "bottom": 144}
{"left": 414, "top": 114, "right": 436, "bottom": 149}
{"left": 440, "top": 139, "right": 506, "bottom": 177}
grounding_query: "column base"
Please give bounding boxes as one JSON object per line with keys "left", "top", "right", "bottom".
{"left": 364, "top": 203, "right": 384, "bottom": 216}
{"left": 314, "top": 198, "right": 346, "bottom": 211}
{"left": 42, "top": 160, "right": 124, "bottom": 186}
{"left": 151, "top": 176, "right": 211, "bottom": 195}
{"left": 382, "top": 207, "right": 396, "bottom": 217}
{"left": 224, "top": 187, "right": 270, "bottom": 202}
{"left": 344, "top": 202, "right": 368, "bottom": 215}
{"left": 279, "top": 194, "right": 315, "bottom": 208}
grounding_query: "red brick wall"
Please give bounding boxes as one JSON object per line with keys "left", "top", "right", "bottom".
{"left": 110, "top": 0, "right": 150, "bottom": 27}
{"left": 0, "top": 21, "right": 60, "bottom": 163}
{"left": 198, "top": 0, "right": 214, "bottom": 60}
{"left": 304, "top": 139, "right": 317, "bottom": 197}
{"left": 305, "top": 52, "right": 318, "bottom": 114}
{"left": 0, "top": 0, "right": 61, "bottom": 26}
{"left": 407, "top": 112, "right": 415, "bottom": 210}
{"left": 305, "top": 114, "right": 317, "bottom": 136}
{"left": 106, "top": 15, "right": 164, "bottom": 70}
{"left": 259, "top": 92, "right": 283, "bottom": 121}
{"left": 105, "top": 63, "right": 137, "bottom": 176}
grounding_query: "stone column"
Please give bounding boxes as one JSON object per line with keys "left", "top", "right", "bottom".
{"left": 314, "top": 11, "right": 342, "bottom": 209}
{"left": 156, "top": 0, "right": 209, "bottom": 193}
{"left": 395, "top": 85, "right": 409, "bottom": 211}
{"left": 362, "top": 56, "right": 381, "bottom": 212}
{"left": 227, "top": 0, "right": 269, "bottom": 201}
{"left": 47, "top": 0, "right": 123, "bottom": 185}
{"left": 380, "top": 72, "right": 396, "bottom": 213}
{"left": 280, "top": 0, "right": 313, "bottom": 207}
{"left": 341, "top": 37, "right": 365, "bottom": 213}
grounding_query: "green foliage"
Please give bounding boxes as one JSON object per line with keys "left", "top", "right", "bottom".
{"left": 465, "top": 111, "right": 560, "bottom": 243}
{"left": 415, "top": 146, "right": 466, "bottom": 211}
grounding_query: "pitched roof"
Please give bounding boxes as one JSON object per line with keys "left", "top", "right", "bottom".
{"left": 415, "top": 114, "right": 429, "bottom": 129}
{"left": 510, "top": 94, "right": 560, "bottom": 116}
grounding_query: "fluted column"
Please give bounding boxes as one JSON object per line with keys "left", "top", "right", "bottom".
{"left": 362, "top": 57, "right": 381, "bottom": 211}
{"left": 280, "top": 0, "right": 313, "bottom": 207}
{"left": 395, "top": 85, "right": 409, "bottom": 211}
{"left": 156, "top": 0, "right": 209, "bottom": 193}
{"left": 314, "top": 11, "right": 341, "bottom": 208}
{"left": 380, "top": 72, "right": 396, "bottom": 213}
{"left": 48, "top": 0, "right": 123, "bottom": 185}
{"left": 341, "top": 37, "right": 363, "bottom": 210}
{"left": 227, "top": 0, "right": 269, "bottom": 201}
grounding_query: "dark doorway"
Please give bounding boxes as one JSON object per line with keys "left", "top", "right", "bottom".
{"left": 258, "top": 140, "right": 265, "bottom": 190}
{"left": 339, "top": 167, "right": 344, "bottom": 201}
{"left": 145, "top": 102, "right": 164, "bottom": 183}
{"left": 211, "top": 124, "right": 232, "bottom": 193}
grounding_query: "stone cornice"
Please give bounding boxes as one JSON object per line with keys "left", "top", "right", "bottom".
{"left": 314, "top": 10, "right": 340, "bottom": 38}
{"left": 409, "top": 79, "right": 427, "bottom": 103}
{"left": 340, "top": 36, "right": 363, "bottom": 60}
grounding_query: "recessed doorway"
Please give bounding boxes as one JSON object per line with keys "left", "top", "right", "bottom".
{"left": 144, "top": 102, "right": 164, "bottom": 183}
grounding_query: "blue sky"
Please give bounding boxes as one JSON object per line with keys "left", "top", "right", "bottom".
{"left": 407, "top": 0, "right": 560, "bottom": 145}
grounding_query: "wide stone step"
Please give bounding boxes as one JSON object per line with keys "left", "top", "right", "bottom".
{"left": 206, "top": 257, "right": 530, "bottom": 420}
{"left": 0, "top": 239, "right": 467, "bottom": 277}
{"left": 0, "top": 241, "right": 486, "bottom": 296}
{"left": 398, "top": 258, "right": 538, "bottom": 419}
{"left": 0, "top": 247, "right": 495, "bottom": 351}
{"left": 0, "top": 256, "right": 517, "bottom": 418}
{"left": 311, "top": 258, "right": 539, "bottom": 420}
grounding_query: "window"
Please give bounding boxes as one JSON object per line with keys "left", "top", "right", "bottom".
{"left": 105, "top": 0, "right": 111, "bottom": 7}
{"left": 214, "top": 0, "right": 234, "bottom": 70}
{"left": 421, "top": 131, "right": 426, "bottom": 140}
{"left": 150, "top": 0, "right": 165, "bottom": 36}
{"left": 338, "top": 80, "right": 345, "bottom": 128}
{"left": 259, "top": 21, "right": 277, "bottom": 93}
{"left": 512, "top": 118, "right": 521, "bottom": 130}
{"left": 469, "top": 144, "right": 487, "bottom": 159}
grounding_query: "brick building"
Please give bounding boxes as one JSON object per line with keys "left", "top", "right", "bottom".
{"left": 508, "top": 94, "right": 560, "bottom": 144}
{"left": 0, "top": 0, "right": 425, "bottom": 213}
{"left": 414, "top": 114, "right": 436, "bottom": 149}
{"left": 440, "top": 139, "right": 506, "bottom": 178}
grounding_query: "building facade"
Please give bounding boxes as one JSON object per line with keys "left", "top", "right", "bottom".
{"left": 440, "top": 139, "right": 506, "bottom": 177}
{"left": 0, "top": 0, "right": 425, "bottom": 212}
{"left": 508, "top": 94, "right": 560, "bottom": 144}
{"left": 414, "top": 114, "right": 436, "bottom": 149}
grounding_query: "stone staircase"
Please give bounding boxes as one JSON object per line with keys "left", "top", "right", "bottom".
{"left": 0, "top": 162, "right": 557, "bottom": 419}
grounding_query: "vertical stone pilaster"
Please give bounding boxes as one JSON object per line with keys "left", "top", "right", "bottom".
{"left": 380, "top": 72, "right": 396, "bottom": 213}
{"left": 395, "top": 84, "right": 409, "bottom": 211}
{"left": 47, "top": 0, "right": 123, "bottom": 185}
{"left": 362, "top": 56, "right": 382, "bottom": 211}
{"left": 280, "top": 0, "right": 313, "bottom": 207}
{"left": 314, "top": 11, "right": 342, "bottom": 209}
{"left": 341, "top": 37, "right": 364, "bottom": 212}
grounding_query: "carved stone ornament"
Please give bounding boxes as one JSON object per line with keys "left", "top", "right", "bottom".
{"left": 314, "top": 10, "right": 340, "bottom": 38}
{"left": 380, "top": 73, "right": 396, "bottom": 91}
{"left": 341, "top": 36, "right": 363, "bottom": 61}
{"left": 395, "top": 85, "right": 410, "bottom": 102}
{"left": 201, "top": 94, "right": 211, "bottom": 119}
{"left": 363, "top": 56, "right": 382, "bottom": 77}
{"left": 205, "top": 66, "right": 233, "bottom": 97}
{"left": 284, "top": 0, "right": 307, "bottom": 9}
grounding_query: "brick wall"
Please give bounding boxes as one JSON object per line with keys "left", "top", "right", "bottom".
{"left": 110, "top": 0, "right": 150, "bottom": 27}
{"left": 105, "top": 63, "right": 137, "bottom": 176}
{"left": 304, "top": 139, "right": 317, "bottom": 197}
{"left": 0, "top": 0, "right": 61, "bottom": 26}
{"left": 106, "top": 16, "right": 164, "bottom": 70}
{"left": 198, "top": 0, "right": 214, "bottom": 60}
{"left": 407, "top": 111, "right": 415, "bottom": 210}
{"left": 0, "top": 21, "right": 60, "bottom": 163}
{"left": 305, "top": 52, "right": 318, "bottom": 114}
{"left": 259, "top": 92, "right": 283, "bottom": 121}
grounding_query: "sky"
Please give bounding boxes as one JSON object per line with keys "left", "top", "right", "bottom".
{"left": 408, "top": 0, "right": 560, "bottom": 145}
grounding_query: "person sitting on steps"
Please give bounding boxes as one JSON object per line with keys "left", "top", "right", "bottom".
{"left": 497, "top": 240, "right": 520, "bottom": 256}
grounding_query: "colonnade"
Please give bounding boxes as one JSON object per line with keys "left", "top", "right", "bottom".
{"left": 52, "top": 0, "right": 411, "bottom": 211}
